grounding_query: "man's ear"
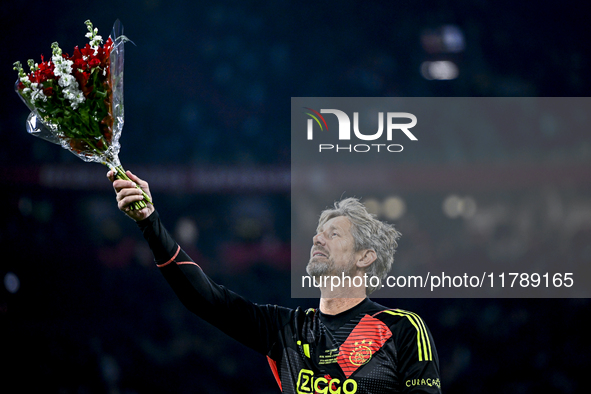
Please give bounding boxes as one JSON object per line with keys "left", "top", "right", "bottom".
{"left": 356, "top": 249, "right": 377, "bottom": 269}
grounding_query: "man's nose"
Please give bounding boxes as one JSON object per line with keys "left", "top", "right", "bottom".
{"left": 313, "top": 233, "right": 326, "bottom": 245}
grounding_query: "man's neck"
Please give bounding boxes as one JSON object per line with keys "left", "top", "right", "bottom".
{"left": 319, "top": 296, "right": 366, "bottom": 315}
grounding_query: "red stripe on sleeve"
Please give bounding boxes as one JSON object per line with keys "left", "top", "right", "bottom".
{"left": 156, "top": 245, "right": 181, "bottom": 268}
{"left": 177, "top": 261, "right": 201, "bottom": 269}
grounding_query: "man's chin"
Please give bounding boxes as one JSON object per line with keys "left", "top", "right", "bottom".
{"left": 306, "top": 261, "right": 330, "bottom": 278}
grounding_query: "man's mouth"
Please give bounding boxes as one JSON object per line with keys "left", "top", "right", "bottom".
{"left": 312, "top": 251, "right": 327, "bottom": 258}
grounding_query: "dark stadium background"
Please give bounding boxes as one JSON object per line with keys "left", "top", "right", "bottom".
{"left": 1, "top": 1, "right": 590, "bottom": 393}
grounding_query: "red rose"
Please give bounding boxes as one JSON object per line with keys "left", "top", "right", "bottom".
{"left": 43, "top": 86, "right": 54, "bottom": 96}
{"left": 28, "top": 72, "right": 38, "bottom": 84}
{"left": 81, "top": 44, "right": 94, "bottom": 58}
{"left": 70, "top": 46, "right": 82, "bottom": 61}
{"left": 38, "top": 60, "right": 53, "bottom": 73}
{"left": 96, "top": 48, "right": 107, "bottom": 63}
{"left": 76, "top": 71, "right": 91, "bottom": 93}
{"left": 99, "top": 37, "right": 114, "bottom": 67}
{"left": 89, "top": 58, "right": 100, "bottom": 68}
{"left": 37, "top": 61, "right": 55, "bottom": 83}
{"left": 74, "top": 58, "right": 86, "bottom": 70}
{"left": 104, "top": 37, "right": 113, "bottom": 52}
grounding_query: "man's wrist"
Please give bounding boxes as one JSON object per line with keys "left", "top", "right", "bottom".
{"left": 136, "top": 209, "right": 158, "bottom": 229}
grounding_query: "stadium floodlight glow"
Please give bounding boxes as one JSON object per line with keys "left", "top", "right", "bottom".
{"left": 442, "top": 195, "right": 463, "bottom": 218}
{"left": 421, "top": 24, "right": 465, "bottom": 54}
{"left": 442, "top": 195, "right": 477, "bottom": 219}
{"left": 363, "top": 198, "right": 381, "bottom": 217}
{"left": 4, "top": 272, "right": 20, "bottom": 294}
{"left": 460, "top": 196, "right": 477, "bottom": 219}
{"left": 420, "top": 61, "right": 459, "bottom": 80}
{"left": 383, "top": 196, "right": 406, "bottom": 220}
{"left": 441, "top": 25, "right": 465, "bottom": 53}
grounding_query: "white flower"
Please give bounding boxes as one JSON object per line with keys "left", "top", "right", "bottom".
{"left": 31, "top": 88, "right": 47, "bottom": 102}
{"left": 49, "top": 54, "right": 86, "bottom": 108}
{"left": 61, "top": 80, "right": 85, "bottom": 109}
{"left": 58, "top": 74, "right": 75, "bottom": 88}
{"left": 85, "top": 22, "right": 103, "bottom": 54}
{"left": 53, "top": 57, "right": 74, "bottom": 77}
{"left": 91, "top": 35, "right": 103, "bottom": 45}
{"left": 28, "top": 81, "right": 47, "bottom": 103}
{"left": 67, "top": 90, "right": 85, "bottom": 109}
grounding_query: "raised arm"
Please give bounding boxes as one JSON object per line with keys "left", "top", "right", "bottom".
{"left": 107, "top": 171, "right": 291, "bottom": 355}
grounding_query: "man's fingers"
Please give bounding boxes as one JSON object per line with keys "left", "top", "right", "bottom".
{"left": 125, "top": 171, "right": 152, "bottom": 202}
{"left": 118, "top": 193, "right": 144, "bottom": 211}
{"left": 117, "top": 187, "right": 144, "bottom": 211}
{"left": 126, "top": 171, "right": 149, "bottom": 190}
{"left": 112, "top": 179, "right": 138, "bottom": 193}
{"left": 116, "top": 185, "right": 143, "bottom": 202}
{"left": 107, "top": 170, "right": 154, "bottom": 220}
{"left": 107, "top": 170, "right": 144, "bottom": 190}
{"left": 107, "top": 171, "right": 134, "bottom": 191}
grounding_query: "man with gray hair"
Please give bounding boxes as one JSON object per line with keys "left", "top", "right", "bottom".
{"left": 309, "top": 197, "right": 401, "bottom": 296}
{"left": 108, "top": 170, "right": 441, "bottom": 393}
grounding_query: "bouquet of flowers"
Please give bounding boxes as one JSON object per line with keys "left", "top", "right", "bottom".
{"left": 14, "top": 20, "right": 151, "bottom": 210}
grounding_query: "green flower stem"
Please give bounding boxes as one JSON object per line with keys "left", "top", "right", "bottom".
{"left": 45, "top": 117, "right": 150, "bottom": 212}
{"left": 65, "top": 129, "right": 150, "bottom": 212}
{"left": 69, "top": 131, "right": 150, "bottom": 213}
{"left": 111, "top": 164, "right": 153, "bottom": 211}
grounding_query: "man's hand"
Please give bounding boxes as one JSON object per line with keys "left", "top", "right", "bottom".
{"left": 107, "top": 170, "right": 155, "bottom": 222}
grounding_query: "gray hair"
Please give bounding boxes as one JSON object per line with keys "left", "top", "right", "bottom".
{"left": 317, "top": 197, "right": 401, "bottom": 294}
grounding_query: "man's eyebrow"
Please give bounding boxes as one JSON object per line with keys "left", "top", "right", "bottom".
{"left": 317, "top": 224, "right": 338, "bottom": 233}
{"left": 326, "top": 224, "right": 340, "bottom": 232}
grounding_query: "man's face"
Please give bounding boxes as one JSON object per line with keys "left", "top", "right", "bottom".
{"left": 307, "top": 215, "right": 359, "bottom": 278}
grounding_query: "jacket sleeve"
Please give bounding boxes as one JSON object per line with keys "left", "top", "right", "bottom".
{"left": 391, "top": 310, "right": 442, "bottom": 393}
{"left": 136, "top": 210, "right": 293, "bottom": 355}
